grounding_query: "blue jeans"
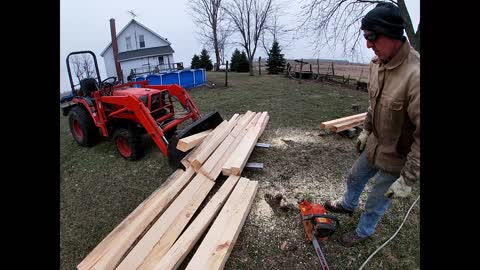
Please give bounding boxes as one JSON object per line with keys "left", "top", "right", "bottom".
{"left": 340, "top": 151, "right": 397, "bottom": 238}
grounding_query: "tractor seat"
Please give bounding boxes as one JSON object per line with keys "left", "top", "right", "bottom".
{"left": 79, "top": 78, "right": 99, "bottom": 97}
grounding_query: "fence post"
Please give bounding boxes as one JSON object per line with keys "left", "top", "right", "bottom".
{"left": 258, "top": 56, "right": 261, "bottom": 75}
{"left": 299, "top": 58, "right": 303, "bottom": 80}
{"left": 225, "top": 61, "right": 229, "bottom": 87}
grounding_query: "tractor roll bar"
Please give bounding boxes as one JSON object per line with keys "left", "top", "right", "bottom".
{"left": 66, "top": 51, "right": 102, "bottom": 94}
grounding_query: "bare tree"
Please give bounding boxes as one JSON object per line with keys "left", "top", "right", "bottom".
{"left": 299, "top": 0, "right": 419, "bottom": 59}
{"left": 224, "top": 0, "right": 274, "bottom": 76}
{"left": 71, "top": 55, "right": 84, "bottom": 84}
{"left": 260, "top": 10, "right": 295, "bottom": 57}
{"left": 81, "top": 54, "right": 96, "bottom": 79}
{"left": 217, "top": 23, "right": 235, "bottom": 64}
{"left": 189, "top": 0, "right": 230, "bottom": 71}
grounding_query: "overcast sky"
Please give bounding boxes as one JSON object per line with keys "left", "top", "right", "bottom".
{"left": 60, "top": 0, "right": 419, "bottom": 93}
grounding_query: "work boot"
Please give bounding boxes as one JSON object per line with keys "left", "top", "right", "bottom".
{"left": 340, "top": 231, "right": 370, "bottom": 247}
{"left": 324, "top": 200, "right": 354, "bottom": 216}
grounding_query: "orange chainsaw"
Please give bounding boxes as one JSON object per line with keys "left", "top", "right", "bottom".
{"left": 299, "top": 199, "right": 339, "bottom": 270}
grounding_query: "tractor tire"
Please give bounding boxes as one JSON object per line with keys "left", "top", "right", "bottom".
{"left": 68, "top": 106, "right": 99, "bottom": 147}
{"left": 113, "top": 127, "right": 144, "bottom": 161}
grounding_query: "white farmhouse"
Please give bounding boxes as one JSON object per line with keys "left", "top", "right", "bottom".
{"left": 100, "top": 19, "right": 176, "bottom": 81}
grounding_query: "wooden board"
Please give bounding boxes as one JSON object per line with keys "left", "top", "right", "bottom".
{"left": 181, "top": 149, "right": 194, "bottom": 169}
{"left": 176, "top": 129, "right": 212, "bottom": 152}
{"left": 187, "top": 120, "right": 228, "bottom": 165}
{"left": 332, "top": 118, "right": 365, "bottom": 132}
{"left": 221, "top": 113, "right": 262, "bottom": 175}
{"left": 78, "top": 168, "right": 195, "bottom": 270}
{"left": 198, "top": 133, "right": 236, "bottom": 179}
{"left": 191, "top": 114, "right": 240, "bottom": 169}
{"left": 223, "top": 112, "right": 269, "bottom": 176}
{"left": 206, "top": 127, "right": 249, "bottom": 180}
{"left": 185, "top": 179, "right": 258, "bottom": 270}
{"left": 148, "top": 175, "right": 242, "bottom": 270}
{"left": 184, "top": 177, "right": 250, "bottom": 270}
{"left": 77, "top": 169, "right": 185, "bottom": 270}
{"left": 230, "top": 111, "right": 255, "bottom": 137}
{"left": 116, "top": 173, "right": 214, "bottom": 270}
{"left": 320, "top": 112, "right": 367, "bottom": 129}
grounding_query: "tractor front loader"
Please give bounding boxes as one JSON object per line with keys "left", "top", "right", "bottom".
{"left": 60, "top": 51, "right": 222, "bottom": 167}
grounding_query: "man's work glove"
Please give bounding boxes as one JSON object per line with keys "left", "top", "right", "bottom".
{"left": 385, "top": 176, "right": 412, "bottom": 199}
{"left": 356, "top": 129, "right": 370, "bottom": 153}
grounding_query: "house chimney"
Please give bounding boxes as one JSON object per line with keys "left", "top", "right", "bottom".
{"left": 110, "top": 18, "right": 124, "bottom": 82}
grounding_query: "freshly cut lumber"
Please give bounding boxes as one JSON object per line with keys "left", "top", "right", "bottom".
{"left": 199, "top": 112, "right": 258, "bottom": 180}
{"left": 332, "top": 118, "right": 365, "bottom": 132}
{"left": 229, "top": 111, "right": 255, "bottom": 137}
{"left": 181, "top": 149, "right": 194, "bottom": 169}
{"left": 149, "top": 175, "right": 242, "bottom": 270}
{"left": 190, "top": 114, "right": 240, "bottom": 169}
{"left": 216, "top": 112, "right": 265, "bottom": 177}
{"left": 204, "top": 127, "right": 249, "bottom": 180}
{"left": 258, "top": 114, "right": 270, "bottom": 138}
{"left": 187, "top": 120, "right": 228, "bottom": 165}
{"left": 184, "top": 178, "right": 249, "bottom": 270}
{"left": 185, "top": 178, "right": 258, "bottom": 270}
{"left": 320, "top": 112, "right": 367, "bottom": 129}
{"left": 77, "top": 168, "right": 183, "bottom": 270}
{"left": 233, "top": 113, "right": 269, "bottom": 175}
{"left": 198, "top": 134, "right": 236, "bottom": 179}
{"left": 245, "top": 112, "right": 262, "bottom": 129}
{"left": 77, "top": 168, "right": 195, "bottom": 270}
{"left": 222, "top": 112, "right": 269, "bottom": 176}
{"left": 176, "top": 129, "right": 212, "bottom": 152}
{"left": 116, "top": 173, "right": 215, "bottom": 270}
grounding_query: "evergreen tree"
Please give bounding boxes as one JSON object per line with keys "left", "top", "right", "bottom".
{"left": 266, "top": 41, "right": 286, "bottom": 74}
{"left": 237, "top": 51, "right": 250, "bottom": 73}
{"left": 191, "top": 54, "right": 200, "bottom": 69}
{"left": 199, "top": 49, "right": 213, "bottom": 71}
{"left": 230, "top": 49, "right": 241, "bottom": 72}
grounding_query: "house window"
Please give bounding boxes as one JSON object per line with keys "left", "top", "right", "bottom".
{"left": 139, "top": 35, "right": 145, "bottom": 48}
{"left": 126, "top": 37, "right": 132, "bottom": 50}
{"left": 158, "top": 56, "right": 164, "bottom": 65}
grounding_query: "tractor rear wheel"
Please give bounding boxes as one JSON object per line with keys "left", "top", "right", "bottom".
{"left": 68, "top": 106, "right": 99, "bottom": 146}
{"left": 113, "top": 127, "right": 144, "bottom": 161}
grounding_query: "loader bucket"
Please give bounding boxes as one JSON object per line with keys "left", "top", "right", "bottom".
{"left": 167, "top": 111, "right": 223, "bottom": 168}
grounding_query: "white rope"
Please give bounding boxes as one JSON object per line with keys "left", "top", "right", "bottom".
{"left": 358, "top": 195, "right": 420, "bottom": 270}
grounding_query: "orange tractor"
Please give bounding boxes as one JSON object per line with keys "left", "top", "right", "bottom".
{"left": 60, "top": 51, "right": 222, "bottom": 167}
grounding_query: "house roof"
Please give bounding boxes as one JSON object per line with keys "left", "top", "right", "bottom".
{"left": 118, "top": 45, "right": 175, "bottom": 62}
{"left": 100, "top": 19, "right": 171, "bottom": 56}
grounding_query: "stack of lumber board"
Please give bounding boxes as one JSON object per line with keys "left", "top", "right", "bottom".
{"left": 320, "top": 112, "right": 366, "bottom": 132}
{"left": 181, "top": 110, "right": 269, "bottom": 180}
{"left": 77, "top": 111, "right": 267, "bottom": 270}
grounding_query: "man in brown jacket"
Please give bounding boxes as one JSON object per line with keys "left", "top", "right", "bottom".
{"left": 324, "top": 2, "right": 420, "bottom": 247}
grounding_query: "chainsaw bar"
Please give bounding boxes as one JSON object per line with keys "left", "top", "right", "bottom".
{"left": 312, "top": 237, "right": 330, "bottom": 270}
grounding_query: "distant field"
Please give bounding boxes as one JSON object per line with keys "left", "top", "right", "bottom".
{"left": 252, "top": 59, "right": 370, "bottom": 82}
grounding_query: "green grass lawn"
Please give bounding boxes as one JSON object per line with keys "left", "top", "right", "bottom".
{"left": 60, "top": 71, "right": 419, "bottom": 269}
